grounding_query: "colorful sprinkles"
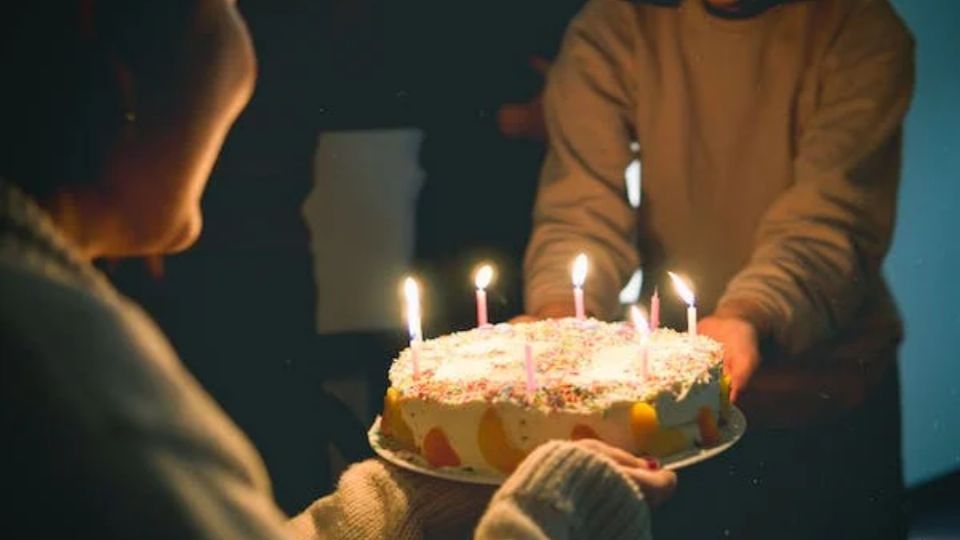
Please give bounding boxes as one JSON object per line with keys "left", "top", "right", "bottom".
{"left": 388, "top": 318, "right": 724, "bottom": 413}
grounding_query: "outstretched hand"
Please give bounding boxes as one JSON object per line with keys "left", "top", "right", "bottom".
{"left": 573, "top": 438, "right": 677, "bottom": 508}
{"left": 697, "top": 316, "right": 761, "bottom": 403}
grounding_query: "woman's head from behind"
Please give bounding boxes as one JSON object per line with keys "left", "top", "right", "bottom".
{"left": 0, "top": 0, "right": 255, "bottom": 258}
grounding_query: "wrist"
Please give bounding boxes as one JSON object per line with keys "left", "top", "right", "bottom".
{"left": 494, "top": 441, "right": 649, "bottom": 539}
{"left": 714, "top": 298, "right": 772, "bottom": 339}
{"left": 533, "top": 301, "right": 577, "bottom": 320}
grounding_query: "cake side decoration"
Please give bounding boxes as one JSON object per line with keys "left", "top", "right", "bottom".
{"left": 382, "top": 317, "right": 728, "bottom": 476}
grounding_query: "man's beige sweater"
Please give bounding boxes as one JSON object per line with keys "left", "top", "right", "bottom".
{"left": 525, "top": 0, "right": 914, "bottom": 424}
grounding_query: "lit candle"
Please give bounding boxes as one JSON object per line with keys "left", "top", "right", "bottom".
{"left": 630, "top": 305, "right": 650, "bottom": 338}
{"left": 572, "top": 253, "right": 588, "bottom": 320}
{"left": 403, "top": 276, "right": 422, "bottom": 378}
{"left": 650, "top": 287, "right": 660, "bottom": 331}
{"left": 524, "top": 343, "right": 538, "bottom": 396}
{"left": 474, "top": 264, "right": 494, "bottom": 328}
{"left": 630, "top": 305, "right": 650, "bottom": 379}
{"left": 668, "top": 271, "right": 697, "bottom": 336}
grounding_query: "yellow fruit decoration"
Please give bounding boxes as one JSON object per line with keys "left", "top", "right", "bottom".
{"left": 719, "top": 374, "right": 732, "bottom": 419}
{"left": 697, "top": 406, "right": 721, "bottom": 447}
{"left": 423, "top": 427, "right": 461, "bottom": 467}
{"left": 381, "top": 387, "right": 415, "bottom": 450}
{"left": 630, "top": 401, "right": 689, "bottom": 457}
{"left": 478, "top": 407, "right": 527, "bottom": 474}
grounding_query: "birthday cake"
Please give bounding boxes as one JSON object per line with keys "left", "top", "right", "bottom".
{"left": 380, "top": 318, "right": 730, "bottom": 476}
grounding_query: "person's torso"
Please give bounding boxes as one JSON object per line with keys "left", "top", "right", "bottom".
{"left": 629, "top": 0, "right": 830, "bottom": 313}
{"left": 0, "top": 185, "right": 276, "bottom": 532}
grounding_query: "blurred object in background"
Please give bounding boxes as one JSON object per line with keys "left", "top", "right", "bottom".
{"left": 302, "top": 128, "right": 425, "bottom": 480}
{"left": 304, "top": 129, "right": 424, "bottom": 335}
{"left": 412, "top": 0, "right": 585, "bottom": 334}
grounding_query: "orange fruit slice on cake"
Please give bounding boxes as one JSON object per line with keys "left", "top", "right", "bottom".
{"left": 697, "top": 406, "right": 721, "bottom": 447}
{"left": 630, "top": 401, "right": 689, "bottom": 457}
{"left": 381, "top": 387, "right": 415, "bottom": 450}
{"left": 478, "top": 407, "right": 527, "bottom": 474}
{"left": 423, "top": 427, "right": 461, "bottom": 467}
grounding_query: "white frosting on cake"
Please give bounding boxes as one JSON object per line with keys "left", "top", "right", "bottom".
{"left": 383, "top": 318, "right": 727, "bottom": 476}
{"left": 389, "top": 318, "right": 723, "bottom": 413}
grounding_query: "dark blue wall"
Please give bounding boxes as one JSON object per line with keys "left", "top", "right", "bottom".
{"left": 887, "top": 0, "right": 960, "bottom": 486}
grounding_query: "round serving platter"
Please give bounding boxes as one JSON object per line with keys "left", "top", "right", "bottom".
{"left": 368, "top": 406, "right": 747, "bottom": 485}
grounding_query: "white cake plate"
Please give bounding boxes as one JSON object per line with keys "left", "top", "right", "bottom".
{"left": 368, "top": 406, "right": 747, "bottom": 486}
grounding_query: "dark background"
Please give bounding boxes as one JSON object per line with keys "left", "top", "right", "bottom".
{"left": 108, "top": 0, "right": 959, "bottom": 531}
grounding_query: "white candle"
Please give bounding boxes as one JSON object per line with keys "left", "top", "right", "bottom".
{"left": 668, "top": 271, "right": 697, "bottom": 336}
{"left": 524, "top": 343, "right": 537, "bottom": 396}
{"left": 403, "top": 276, "right": 423, "bottom": 377}
{"left": 572, "top": 253, "right": 588, "bottom": 320}
{"left": 474, "top": 264, "right": 494, "bottom": 327}
{"left": 630, "top": 305, "right": 650, "bottom": 379}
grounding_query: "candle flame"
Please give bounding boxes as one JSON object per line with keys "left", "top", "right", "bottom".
{"left": 572, "top": 253, "right": 588, "bottom": 287}
{"left": 403, "top": 276, "right": 421, "bottom": 339}
{"left": 474, "top": 264, "right": 494, "bottom": 290}
{"left": 630, "top": 305, "right": 650, "bottom": 336}
{"left": 668, "top": 271, "right": 696, "bottom": 306}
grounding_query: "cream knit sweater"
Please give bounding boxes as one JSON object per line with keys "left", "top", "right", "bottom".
{"left": 0, "top": 180, "right": 651, "bottom": 539}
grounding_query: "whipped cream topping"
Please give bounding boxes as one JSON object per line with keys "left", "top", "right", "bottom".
{"left": 389, "top": 318, "right": 724, "bottom": 413}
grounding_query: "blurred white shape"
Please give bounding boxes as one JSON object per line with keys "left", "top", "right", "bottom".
{"left": 303, "top": 128, "right": 425, "bottom": 334}
{"left": 625, "top": 158, "right": 642, "bottom": 208}
{"left": 629, "top": 304, "right": 650, "bottom": 336}
{"left": 403, "top": 276, "right": 422, "bottom": 341}
{"left": 619, "top": 268, "right": 644, "bottom": 305}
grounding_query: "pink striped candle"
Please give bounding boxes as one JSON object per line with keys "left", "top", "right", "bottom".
{"left": 630, "top": 305, "right": 650, "bottom": 380}
{"left": 474, "top": 264, "right": 494, "bottom": 328}
{"left": 650, "top": 288, "right": 660, "bottom": 331}
{"left": 411, "top": 340, "right": 421, "bottom": 379}
{"left": 524, "top": 343, "right": 538, "bottom": 395}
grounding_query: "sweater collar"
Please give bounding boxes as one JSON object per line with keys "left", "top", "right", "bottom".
{"left": 632, "top": 0, "right": 803, "bottom": 19}
{"left": 0, "top": 178, "right": 115, "bottom": 296}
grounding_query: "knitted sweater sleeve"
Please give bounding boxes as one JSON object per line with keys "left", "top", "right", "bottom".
{"left": 288, "top": 441, "right": 651, "bottom": 540}
{"left": 716, "top": 0, "right": 914, "bottom": 357}
{"left": 475, "top": 441, "right": 652, "bottom": 540}
{"left": 523, "top": 0, "right": 640, "bottom": 321}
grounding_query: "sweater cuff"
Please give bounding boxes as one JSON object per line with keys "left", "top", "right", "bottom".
{"left": 714, "top": 297, "right": 778, "bottom": 340}
{"left": 492, "top": 440, "right": 651, "bottom": 539}
{"left": 525, "top": 293, "right": 609, "bottom": 321}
